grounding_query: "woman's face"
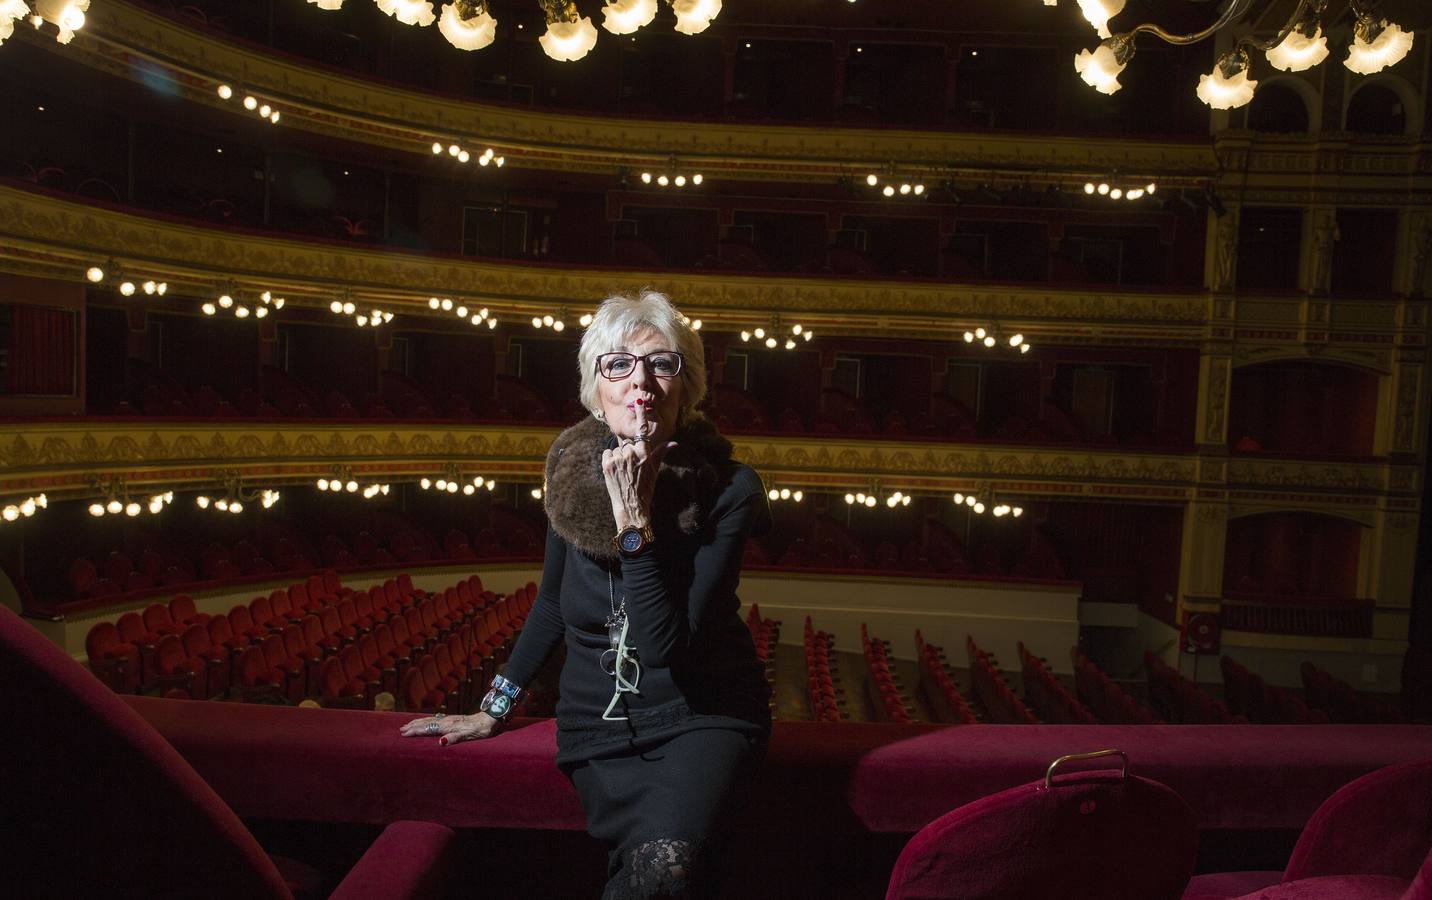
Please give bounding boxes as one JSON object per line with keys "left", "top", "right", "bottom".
{"left": 595, "top": 325, "right": 685, "bottom": 445}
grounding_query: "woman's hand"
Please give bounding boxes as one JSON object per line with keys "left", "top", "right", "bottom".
{"left": 398, "top": 712, "right": 501, "bottom": 746}
{"left": 602, "top": 403, "right": 676, "bottom": 530}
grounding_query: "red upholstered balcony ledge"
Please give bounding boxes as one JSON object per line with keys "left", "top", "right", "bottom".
{"left": 124, "top": 695, "right": 1432, "bottom": 836}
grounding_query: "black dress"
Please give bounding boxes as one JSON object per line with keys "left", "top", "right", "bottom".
{"left": 500, "top": 416, "right": 773, "bottom": 899}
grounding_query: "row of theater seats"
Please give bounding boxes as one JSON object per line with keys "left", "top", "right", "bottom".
{"left": 1301, "top": 660, "right": 1405, "bottom": 724}
{"left": 757, "top": 533, "right": 1066, "bottom": 581}
{"left": 914, "top": 630, "right": 980, "bottom": 724}
{"left": 66, "top": 517, "right": 543, "bottom": 603}
{"left": 966, "top": 635, "right": 1040, "bottom": 724}
{"left": 861, "top": 624, "right": 917, "bottom": 723}
{"left": 394, "top": 583, "right": 534, "bottom": 715}
{"left": 744, "top": 602, "right": 780, "bottom": 665}
{"left": 1071, "top": 648, "right": 1164, "bottom": 724}
{"left": 1017, "top": 642, "right": 1098, "bottom": 724}
{"left": 1144, "top": 651, "right": 1247, "bottom": 724}
{"left": 1221, "top": 655, "right": 1331, "bottom": 725}
{"left": 803, "top": 616, "right": 845, "bottom": 722}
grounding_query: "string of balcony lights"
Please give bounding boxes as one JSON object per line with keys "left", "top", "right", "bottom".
{"left": 865, "top": 173, "right": 926, "bottom": 199}
{"left": 85, "top": 262, "right": 169, "bottom": 299}
{"left": 576, "top": 310, "right": 701, "bottom": 331}
{"left": 962, "top": 326, "right": 1031, "bottom": 354}
{"left": 0, "top": 1, "right": 89, "bottom": 47}
{"left": 329, "top": 294, "right": 394, "bottom": 328}
{"left": 740, "top": 318, "right": 813, "bottom": 350}
{"left": 767, "top": 487, "right": 804, "bottom": 503}
{"left": 429, "top": 297, "right": 499, "bottom": 330}
{"left": 844, "top": 490, "right": 910, "bottom": 509}
{"left": 953, "top": 487, "right": 1023, "bottom": 518}
{"left": 531, "top": 312, "right": 567, "bottom": 332}
{"left": 1069, "top": 0, "right": 1413, "bottom": 110}
{"left": 214, "top": 84, "right": 283, "bottom": 124}
{"left": 202, "top": 284, "right": 280, "bottom": 319}
{"left": 1084, "top": 180, "right": 1157, "bottom": 202}
{"left": 640, "top": 167, "right": 703, "bottom": 189}
{"left": 420, "top": 473, "right": 498, "bottom": 495}
{"left": 90, "top": 490, "right": 173, "bottom": 518}
{"left": 304, "top": 1, "right": 720, "bottom": 60}
{"left": 2, "top": 492, "right": 48, "bottom": 523}
{"left": 430, "top": 140, "right": 505, "bottom": 168}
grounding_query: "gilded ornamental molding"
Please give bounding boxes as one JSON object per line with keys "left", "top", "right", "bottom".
{"left": 0, "top": 420, "right": 1415, "bottom": 512}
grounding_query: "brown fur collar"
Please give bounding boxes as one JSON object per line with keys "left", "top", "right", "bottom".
{"left": 542, "top": 413, "right": 733, "bottom": 560}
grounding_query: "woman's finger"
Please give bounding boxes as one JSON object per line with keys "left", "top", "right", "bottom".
{"left": 398, "top": 716, "right": 445, "bottom": 737}
{"left": 633, "top": 400, "right": 647, "bottom": 437}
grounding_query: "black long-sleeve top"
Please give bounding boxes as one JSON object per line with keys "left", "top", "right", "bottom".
{"left": 501, "top": 459, "right": 773, "bottom": 766}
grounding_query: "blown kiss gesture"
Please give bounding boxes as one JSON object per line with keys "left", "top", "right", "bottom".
{"left": 602, "top": 399, "right": 677, "bottom": 532}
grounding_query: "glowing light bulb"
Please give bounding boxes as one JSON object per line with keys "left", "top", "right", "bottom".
{"left": 89, "top": 503, "right": 105, "bottom": 517}
{"left": 217, "top": 84, "right": 233, "bottom": 100}
{"left": 86, "top": 266, "right": 104, "bottom": 283}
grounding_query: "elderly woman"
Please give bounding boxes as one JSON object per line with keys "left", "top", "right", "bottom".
{"left": 400, "top": 290, "right": 773, "bottom": 899}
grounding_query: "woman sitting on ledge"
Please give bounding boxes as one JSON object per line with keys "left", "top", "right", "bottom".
{"left": 402, "top": 289, "right": 773, "bottom": 899}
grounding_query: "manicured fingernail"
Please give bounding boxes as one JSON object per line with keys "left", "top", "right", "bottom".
{"left": 439, "top": 737, "right": 448, "bottom": 745}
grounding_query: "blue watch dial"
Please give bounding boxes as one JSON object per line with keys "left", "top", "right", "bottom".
{"left": 620, "top": 529, "right": 644, "bottom": 552}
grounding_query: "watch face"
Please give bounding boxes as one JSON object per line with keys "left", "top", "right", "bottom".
{"left": 489, "top": 694, "right": 511, "bottom": 717}
{"left": 620, "top": 529, "right": 644, "bottom": 553}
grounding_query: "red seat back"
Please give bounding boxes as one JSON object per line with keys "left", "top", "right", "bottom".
{"left": 885, "top": 770, "right": 1196, "bottom": 900}
{"left": 261, "top": 635, "right": 288, "bottom": 670}
{"left": 319, "top": 606, "right": 343, "bottom": 637}
{"left": 320, "top": 656, "right": 347, "bottom": 699}
{"left": 340, "top": 644, "right": 365, "bottom": 681}
{"left": 323, "top": 569, "right": 342, "bottom": 596}
{"left": 181, "top": 624, "right": 210, "bottom": 658}
{"left": 1283, "top": 758, "right": 1432, "bottom": 883}
{"left": 338, "top": 600, "right": 358, "bottom": 628}
{"left": 0, "top": 604, "right": 292, "bottom": 898}
{"left": 282, "top": 626, "right": 308, "bottom": 660}
{"left": 249, "top": 595, "right": 276, "bottom": 629}
{"left": 85, "top": 621, "right": 122, "bottom": 658}
{"left": 207, "top": 615, "right": 237, "bottom": 648}
{"left": 229, "top": 605, "right": 257, "bottom": 636}
{"left": 385, "top": 579, "right": 403, "bottom": 608}
{"left": 143, "top": 603, "right": 175, "bottom": 634}
{"left": 289, "top": 582, "right": 311, "bottom": 612}
{"left": 302, "top": 615, "right": 326, "bottom": 647}
{"left": 398, "top": 573, "right": 417, "bottom": 596}
{"left": 359, "top": 634, "right": 382, "bottom": 669}
{"left": 390, "top": 617, "right": 412, "bottom": 648}
{"left": 354, "top": 592, "right": 374, "bottom": 620}
{"left": 270, "top": 589, "right": 293, "bottom": 621}
{"left": 170, "top": 594, "right": 200, "bottom": 623}
{"left": 374, "top": 625, "right": 397, "bottom": 658}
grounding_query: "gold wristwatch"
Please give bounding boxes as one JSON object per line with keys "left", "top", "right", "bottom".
{"left": 613, "top": 524, "right": 655, "bottom": 558}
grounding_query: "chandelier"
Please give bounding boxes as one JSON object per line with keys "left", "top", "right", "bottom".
{"left": 1070, "top": 0, "right": 1414, "bottom": 110}
{"left": 309, "top": 1, "right": 722, "bottom": 60}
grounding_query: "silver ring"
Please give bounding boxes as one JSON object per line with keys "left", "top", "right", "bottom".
{"left": 425, "top": 722, "right": 441, "bottom": 735}
{"left": 630, "top": 435, "right": 650, "bottom": 443}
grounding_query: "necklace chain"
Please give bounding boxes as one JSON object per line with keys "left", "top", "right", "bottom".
{"left": 606, "top": 567, "right": 626, "bottom": 626}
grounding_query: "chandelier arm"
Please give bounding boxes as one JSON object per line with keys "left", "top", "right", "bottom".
{"left": 1234, "top": 0, "right": 1322, "bottom": 53}
{"left": 1120, "top": 0, "right": 1257, "bottom": 46}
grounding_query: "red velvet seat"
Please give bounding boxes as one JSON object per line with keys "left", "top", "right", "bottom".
{"left": 85, "top": 620, "right": 140, "bottom": 693}
{"left": 116, "top": 611, "right": 161, "bottom": 685}
{"left": 250, "top": 594, "right": 282, "bottom": 634}
{"left": 152, "top": 634, "right": 203, "bottom": 698}
{"left": 319, "top": 655, "right": 366, "bottom": 709}
{"left": 356, "top": 633, "right": 395, "bottom": 695}
{"left": 169, "top": 593, "right": 210, "bottom": 627}
{"left": 321, "top": 605, "right": 355, "bottom": 645}
{"left": 228, "top": 603, "right": 269, "bottom": 642}
{"left": 0, "top": 603, "right": 457, "bottom": 899}
{"left": 181, "top": 623, "right": 230, "bottom": 699}
{"left": 143, "top": 602, "right": 186, "bottom": 639}
{"left": 1183, "top": 758, "right": 1432, "bottom": 899}
{"left": 337, "top": 599, "right": 365, "bottom": 638}
{"left": 270, "top": 589, "right": 299, "bottom": 626}
{"left": 304, "top": 613, "right": 340, "bottom": 654}
{"left": 207, "top": 615, "right": 249, "bottom": 657}
{"left": 384, "top": 579, "right": 406, "bottom": 611}
{"left": 352, "top": 591, "right": 379, "bottom": 629}
{"left": 288, "top": 582, "right": 314, "bottom": 616}
{"left": 236, "top": 645, "right": 285, "bottom": 703}
{"left": 885, "top": 763, "right": 1197, "bottom": 900}
{"left": 260, "top": 635, "right": 307, "bottom": 704}
{"left": 369, "top": 584, "right": 397, "bottom": 619}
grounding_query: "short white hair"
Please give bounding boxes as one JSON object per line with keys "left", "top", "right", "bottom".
{"left": 578, "top": 289, "right": 706, "bottom": 422}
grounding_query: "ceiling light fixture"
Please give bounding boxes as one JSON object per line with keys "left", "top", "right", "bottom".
{"left": 1069, "top": 0, "right": 1410, "bottom": 110}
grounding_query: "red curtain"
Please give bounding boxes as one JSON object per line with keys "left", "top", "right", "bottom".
{"left": 6, "top": 305, "right": 77, "bottom": 395}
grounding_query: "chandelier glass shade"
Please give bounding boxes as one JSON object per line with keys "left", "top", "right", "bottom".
{"left": 35, "top": 0, "right": 89, "bottom": 44}
{"left": 540, "top": 11, "right": 598, "bottom": 61}
{"left": 439, "top": 1, "right": 497, "bottom": 49}
{"left": 1076, "top": 0, "right": 1125, "bottom": 39}
{"left": 1196, "top": 61, "right": 1257, "bottom": 110}
{"left": 1069, "top": 0, "right": 1413, "bottom": 111}
{"left": 1074, "top": 40, "right": 1130, "bottom": 95}
{"left": 307, "top": 0, "right": 345, "bottom": 9}
{"left": 1345, "top": 21, "right": 1413, "bottom": 75}
{"left": 671, "top": 0, "right": 721, "bottom": 35}
{"left": 601, "top": 0, "right": 657, "bottom": 35}
{"left": 0, "top": 0, "right": 29, "bottom": 46}
{"left": 375, "top": 0, "right": 437, "bottom": 27}
{"left": 1265, "top": 26, "right": 1328, "bottom": 72}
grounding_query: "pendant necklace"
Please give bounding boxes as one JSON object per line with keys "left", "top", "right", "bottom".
{"left": 605, "top": 567, "right": 627, "bottom": 652}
